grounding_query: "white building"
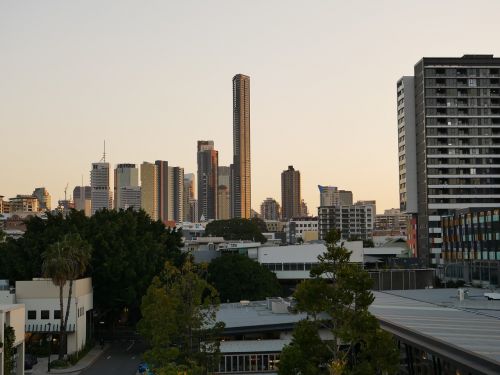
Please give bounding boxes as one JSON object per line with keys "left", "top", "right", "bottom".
{"left": 0, "top": 304, "right": 25, "bottom": 375}
{"left": 91, "top": 162, "right": 112, "bottom": 215}
{"left": 318, "top": 201, "right": 376, "bottom": 240}
{"left": 15, "top": 278, "right": 93, "bottom": 355}
{"left": 285, "top": 217, "right": 318, "bottom": 244}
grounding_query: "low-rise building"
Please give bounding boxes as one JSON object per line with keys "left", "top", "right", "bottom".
{"left": 285, "top": 217, "right": 318, "bottom": 244}
{"left": 0, "top": 303, "right": 25, "bottom": 375}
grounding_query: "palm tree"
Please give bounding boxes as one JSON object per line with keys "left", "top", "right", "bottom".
{"left": 42, "top": 233, "right": 92, "bottom": 360}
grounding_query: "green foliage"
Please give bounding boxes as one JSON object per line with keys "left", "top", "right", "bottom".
{"left": 0, "top": 209, "right": 183, "bottom": 323}
{"left": 138, "top": 258, "right": 223, "bottom": 374}
{"left": 3, "top": 325, "right": 15, "bottom": 374}
{"left": 278, "top": 320, "right": 331, "bottom": 375}
{"left": 207, "top": 254, "right": 281, "bottom": 302}
{"left": 204, "top": 218, "right": 267, "bottom": 244}
{"left": 280, "top": 230, "right": 399, "bottom": 375}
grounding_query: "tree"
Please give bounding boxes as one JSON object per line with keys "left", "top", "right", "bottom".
{"left": 279, "top": 230, "right": 399, "bottom": 375}
{"left": 2, "top": 325, "right": 15, "bottom": 374}
{"left": 138, "top": 258, "right": 223, "bottom": 374}
{"left": 204, "top": 218, "right": 267, "bottom": 244}
{"left": 41, "top": 233, "right": 92, "bottom": 359}
{"left": 207, "top": 254, "right": 281, "bottom": 302}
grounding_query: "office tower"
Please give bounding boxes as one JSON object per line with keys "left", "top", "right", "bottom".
{"left": 218, "top": 166, "right": 231, "bottom": 219}
{"left": 300, "top": 199, "right": 309, "bottom": 217}
{"left": 318, "top": 201, "right": 376, "bottom": 240}
{"left": 119, "top": 186, "right": 141, "bottom": 210}
{"left": 217, "top": 185, "right": 231, "bottom": 220}
{"left": 338, "top": 190, "right": 353, "bottom": 206}
{"left": 232, "top": 74, "right": 251, "bottom": 219}
{"left": 183, "top": 173, "right": 195, "bottom": 222}
{"left": 73, "top": 186, "right": 91, "bottom": 217}
{"left": 91, "top": 162, "right": 112, "bottom": 215}
{"left": 281, "top": 165, "right": 301, "bottom": 220}
{"left": 32, "top": 187, "right": 51, "bottom": 211}
{"left": 318, "top": 185, "right": 337, "bottom": 206}
{"left": 197, "top": 141, "right": 218, "bottom": 221}
{"left": 155, "top": 160, "right": 184, "bottom": 223}
{"left": 399, "top": 55, "right": 500, "bottom": 265}
{"left": 140, "top": 162, "right": 159, "bottom": 221}
{"left": 260, "top": 198, "right": 281, "bottom": 221}
{"left": 114, "top": 163, "right": 139, "bottom": 210}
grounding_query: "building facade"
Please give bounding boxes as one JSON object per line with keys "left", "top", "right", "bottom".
{"left": 114, "top": 163, "right": 139, "bottom": 210}
{"left": 32, "top": 187, "right": 51, "bottom": 211}
{"left": 318, "top": 201, "right": 376, "bottom": 240}
{"left": 140, "top": 162, "right": 159, "bottom": 221}
{"left": 197, "top": 141, "right": 218, "bottom": 221}
{"left": 8, "top": 195, "right": 39, "bottom": 213}
{"left": 260, "top": 198, "right": 281, "bottom": 221}
{"left": 399, "top": 55, "right": 500, "bottom": 265}
{"left": 281, "top": 166, "right": 301, "bottom": 221}
{"left": 155, "top": 161, "right": 184, "bottom": 223}
{"left": 232, "top": 74, "right": 251, "bottom": 219}
{"left": 217, "top": 185, "right": 231, "bottom": 220}
{"left": 73, "top": 186, "right": 91, "bottom": 217}
{"left": 90, "top": 162, "right": 112, "bottom": 215}
{"left": 183, "top": 173, "right": 195, "bottom": 222}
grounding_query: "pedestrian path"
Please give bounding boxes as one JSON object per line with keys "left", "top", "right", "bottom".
{"left": 28, "top": 345, "right": 108, "bottom": 375}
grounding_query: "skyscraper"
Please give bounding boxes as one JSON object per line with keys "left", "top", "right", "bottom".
{"left": 260, "top": 198, "right": 281, "bottom": 221}
{"left": 399, "top": 55, "right": 500, "bottom": 265}
{"left": 32, "top": 187, "right": 51, "bottom": 211}
{"left": 197, "top": 141, "right": 218, "bottom": 221}
{"left": 73, "top": 186, "right": 91, "bottom": 216}
{"left": 140, "top": 162, "right": 159, "bottom": 221}
{"left": 91, "top": 162, "right": 112, "bottom": 215}
{"left": 232, "top": 74, "right": 251, "bottom": 219}
{"left": 318, "top": 185, "right": 338, "bottom": 206}
{"left": 218, "top": 166, "right": 231, "bottom": 219}
{"left": 114, "top": 163, "right": 139, "bottom": 210}
{"left": 155, "top": 160, "right": 184, "bottom": 223}
{"left": 281, "top": 165, "right": 301, "bottom": 220}
{"left": 183, "top": 173, "right": 195, "bottom": 222}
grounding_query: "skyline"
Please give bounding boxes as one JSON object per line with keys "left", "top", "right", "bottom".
{"left": 3, "top": 1, "right": 500, "bottom": 213}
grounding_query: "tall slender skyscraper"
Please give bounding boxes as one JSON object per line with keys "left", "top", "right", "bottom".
{"left": 197, "top": 141, "right": 218, "bottom": 221}
{"left": 232, "top": 74, "right": 251, "bottom": 219}
{"left": 281, "top": 165, "right": 301, "bottom": 220}
{"left": 155, "top": 160, "right": 184, "bottom": 223}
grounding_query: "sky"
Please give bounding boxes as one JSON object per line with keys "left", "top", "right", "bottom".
{"left": 2, "top": 0, "right": 500, "bottom": 214}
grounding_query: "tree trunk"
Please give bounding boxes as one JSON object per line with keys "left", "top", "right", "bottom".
{"left": 62, "top": 279, "right": 74, "bottom": 357}
{"left": 58, "top": 283, "right": 65, "bottom": 360}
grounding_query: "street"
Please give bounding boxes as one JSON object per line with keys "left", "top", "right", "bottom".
{"left": 80, "top": 340, "right": 146, "bottom": 375}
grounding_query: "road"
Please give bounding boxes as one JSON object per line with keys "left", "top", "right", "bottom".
{"left": 80, "top": 339, "right": 146, "bottom": 375}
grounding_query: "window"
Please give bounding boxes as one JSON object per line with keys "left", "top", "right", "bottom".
{"left": 41, "top": 310, "right": 50, "bottom": 320}
{"left": 54, "top": 310, "right": 61, "bottom": 319}
{"left": 27, "top": 310, "right": 36, "bottom": 320}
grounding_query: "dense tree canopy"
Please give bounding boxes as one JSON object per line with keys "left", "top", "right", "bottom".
{"left": 204, "top": 218, "right": 267, "bottom": 244}
{"left": 138, "top": 258, "right": 223, "bottom": 374}
{"left": 279, "top": 230, "right": 399, "bottom": 375}
{"left": 207, "top": 254, "right": 282, "bottom": 302}
{"left": 0, "top": 209, "right": 183, "bottom": 322}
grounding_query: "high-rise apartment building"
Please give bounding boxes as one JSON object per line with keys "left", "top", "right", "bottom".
{"left": 232, "top": 74, "right": 251, "bottom": 219}
{"left": 260, "top": 198, "right": 281, "bottom": 221}
{"left": 318, "top": 185, "right": 353, "bottom": 207}
{"left": 114, "top": 163, "right": 139, "bottom": 210}
{"left": 218, "top": 166, "right": 231, "bottom": 219}
{"left": 318, "top": 201, "right": 376, "bottom": 240}
{"left": 73, "top": 186, "right": 91, "bottom": 217}
{"left": 9, "top": 195, "right": 39, "bottom": 213}
{"left": 281, "top": 165, "right": 301, "bottom": 220}
{"left": 141, "top": 162, "right": 159, "bottom": 221}
{"left": 32, "top": 187, "right": 51, "bottom": 211}
{"left": 197, "top": 141, "right": 218, "bottom": 221}
{"left": 183, "top": 173, "right": 195, "bottom": 222}
{"left": 91, "top": 162, "right": 112, "bottom": 215}
{"left": 155, "top": 160, "right": 184, "bottom": 223}
{"left": 399, "top": 55, "right": 500, "bottom": 265}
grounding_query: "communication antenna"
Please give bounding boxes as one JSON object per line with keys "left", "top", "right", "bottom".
{"left": 64, "top": 183, "right": 69, "bottom": 201}
{"left": 100, "top": 140, "right": 107, "bottom": 162}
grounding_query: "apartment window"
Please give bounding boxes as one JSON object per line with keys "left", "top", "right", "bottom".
{"left": 27, "top": 310, "right": 36, "bottom": 320}
{"left": 41, "top": 310, "right": 50, "bottom": 320}
{"left": 54, "top": 310, "right": 61, "bottom": 319}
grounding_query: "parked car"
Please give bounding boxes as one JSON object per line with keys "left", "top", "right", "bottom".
{"left": 25, "top": 353, "right": 38, "bottom": 370}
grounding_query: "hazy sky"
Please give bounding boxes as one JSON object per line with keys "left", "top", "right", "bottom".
{"left": 3, "top": 1, "right": 500, "bottom": 214}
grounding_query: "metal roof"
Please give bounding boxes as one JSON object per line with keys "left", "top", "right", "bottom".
{"left": 220, "top": 339, "right": 291, "bottom": 353}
